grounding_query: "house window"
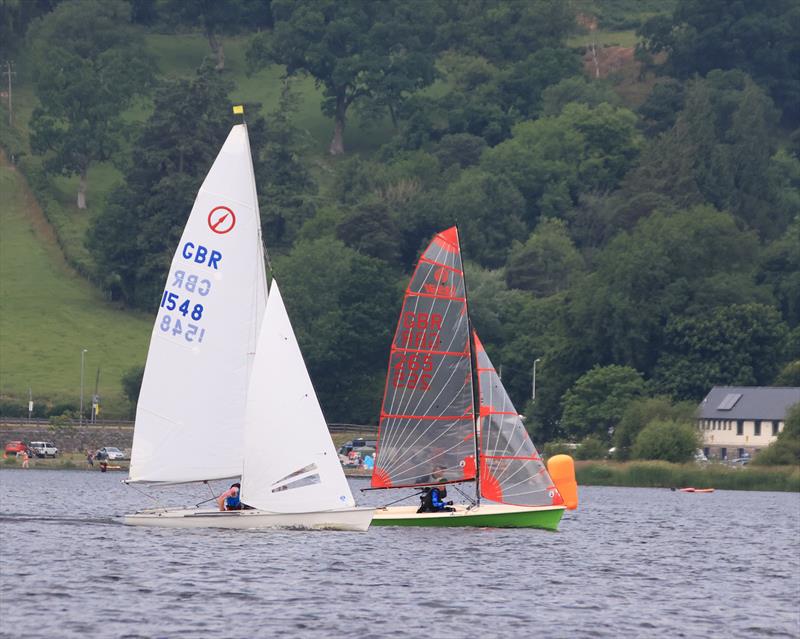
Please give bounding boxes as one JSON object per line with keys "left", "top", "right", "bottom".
{"left": 772, "top": 421, "right": 780, "bottom": 436}
{"left": 721, "top": 448, "right": 727, "bottom": 461}
{"left": 737, "top": 421, "right": 743, "bottom": 436}
{"left": 738, "top": 448, "right": 745, "bottom": 459}
{"left": 754, "top": 421, "right": 761, "bottom": 436}
{"left": 703, "top": 447, "right": 710, "bottom": 458}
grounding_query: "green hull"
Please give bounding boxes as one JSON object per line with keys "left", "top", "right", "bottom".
{"left": 372, "top": 506, "right": 564, "bottom": 530}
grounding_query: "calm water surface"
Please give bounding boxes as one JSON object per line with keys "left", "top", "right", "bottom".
{"left": 0, "top": 469, "right": 798, "bottom": 638}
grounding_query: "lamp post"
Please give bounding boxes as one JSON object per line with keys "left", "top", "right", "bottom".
{"left": 79, "top": 349, "right": 88, "bottom": 426}
{"left": 532, "top": 358, "right": 541, "bottom": 401}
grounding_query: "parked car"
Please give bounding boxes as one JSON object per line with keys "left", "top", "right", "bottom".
{"left": 4, "top": 441, "right": 30, "bottom": 456}
{"left": 29, "top": 441, "right": 58, "bottom": 458}
{"left": 729, "top": 456, "right": 750, "bottom": 467}
{"left": 338, "top": 438, "right": 376, "bottom": 457}
{"left": 95, "top": 447, "right": 126, "bottom": 461}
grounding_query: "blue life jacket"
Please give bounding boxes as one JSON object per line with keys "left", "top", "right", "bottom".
{"left": 431, "top": 487, "right": 446, "bottom": 510}
{"left": 225, "top": 493, "right": 241, "bottom": 510}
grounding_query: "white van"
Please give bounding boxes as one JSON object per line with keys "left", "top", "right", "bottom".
{"left": 29, "top": 441, "right": 58, "bottom": 458}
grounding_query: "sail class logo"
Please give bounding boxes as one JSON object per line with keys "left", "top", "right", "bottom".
{"left": 208, "top": 206, "right": 236, "bottom": 234}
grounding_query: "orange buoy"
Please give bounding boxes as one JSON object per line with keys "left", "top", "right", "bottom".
{"left": 547, "top": 454, "right": 578, "bottom": 510}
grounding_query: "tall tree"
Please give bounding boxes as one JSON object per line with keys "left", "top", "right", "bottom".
{"left": 560, "top": 365, "right": 646, "bottom": 441}
{"left": 87, "top": 65, "right": 237, "bottom": 307}
{"left": 27, "top": 0, "right": 153, "bottom": 209}
{"left": 248, "top": 0, "right": 439, "bottom": 155}
{"left": 639, "top": 0, "right": 800, "bottom": 123}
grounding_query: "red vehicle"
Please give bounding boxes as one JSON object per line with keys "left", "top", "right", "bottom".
{"left": 4, "top": 441, "right": 29, "bottom": 455}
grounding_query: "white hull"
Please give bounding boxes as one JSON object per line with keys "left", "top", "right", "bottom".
{"left": 124, "top": 506, "right": 374, "bottom": 531}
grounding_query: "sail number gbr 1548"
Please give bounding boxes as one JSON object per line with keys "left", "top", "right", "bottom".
{"left": 158, "top": 288, "right": 207, "bottom": 343}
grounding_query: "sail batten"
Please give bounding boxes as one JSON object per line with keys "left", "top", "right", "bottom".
{"left": 372, "top": 227, "right": 477, "bottom": 489}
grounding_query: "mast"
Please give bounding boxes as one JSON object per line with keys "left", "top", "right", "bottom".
{"left": 457, "top": 225, "right": 482, "bottom": 507}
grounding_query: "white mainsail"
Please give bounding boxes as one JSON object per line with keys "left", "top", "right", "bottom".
{"left": 241, "top": 281, "right": 355, "bottom": 512}
{"left": 128, "top": 124, "right": 268, "bottom": 484}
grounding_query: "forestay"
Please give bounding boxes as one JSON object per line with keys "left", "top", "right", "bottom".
{"left": 474, "top": 333, "right": 561, "bottom": 507}
{"left": 128, "top": 124, "right": 268, "bottom": 484}
{"left": 241, "top": 281, "right": 355, "bottom": 512}
{"left": 372, "top": 227, "right": 477, "bottom": 489}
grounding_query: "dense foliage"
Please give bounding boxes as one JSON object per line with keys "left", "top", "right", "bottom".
{"left": 11, "top": 0, "right": 800, "bottom": 432}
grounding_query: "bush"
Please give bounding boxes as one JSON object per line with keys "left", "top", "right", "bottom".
{"left": 752, "top": 403, "right": 800, "bottom": 466}
{"left": 543, "top": 441, "right": 577, "bottom": 459}
{"left": 632, "top": 419, "right": 700, "bottom": 463}
{"left": 575, "top": 435, "right": 607, "bottom": 460}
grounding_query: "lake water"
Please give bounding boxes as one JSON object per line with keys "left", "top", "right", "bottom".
{"left": 0, "top": 469, "right": 798, "bottom": 638}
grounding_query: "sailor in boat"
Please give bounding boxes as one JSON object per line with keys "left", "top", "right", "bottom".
{"left": 217, "top": 483, "right": 246, "bottom": 511}
{"left": 417, "top": 467, "right": 455, "bottom": 514}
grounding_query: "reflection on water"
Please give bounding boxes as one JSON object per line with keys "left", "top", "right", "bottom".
{"left": 0, "top": 469, "right": 798, "bottom": 638}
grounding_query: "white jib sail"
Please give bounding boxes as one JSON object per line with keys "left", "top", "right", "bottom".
{"left": 241, "top": 280, "right": 355, "bottom": 512}
{"left": 128, "top": 124, "right": 268, "bottom": 483}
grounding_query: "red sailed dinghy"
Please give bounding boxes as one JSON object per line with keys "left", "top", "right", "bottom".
{"left": 370, "top": 227, "right": 577, "bottom": 529}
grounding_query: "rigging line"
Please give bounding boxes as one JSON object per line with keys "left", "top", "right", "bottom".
{"left": 125, "top": 482, "right": 166, "bottom": 510}
{"left": 452, "top": 483, "right": 477, "bottom": 508}
{"left": 376, "top": 489, "right": 426, "bottom": 508}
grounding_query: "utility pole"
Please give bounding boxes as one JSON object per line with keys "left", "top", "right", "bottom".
{"left": 80, "top": 349, "right": 88, "bottom": 427}
{"left": 532, "top": 358, "right": 541, "bottom": 401}
{"left": 3, "top": 61, "right": 15, "bottom": 126}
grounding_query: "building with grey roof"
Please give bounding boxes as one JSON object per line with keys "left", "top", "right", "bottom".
{"left": 697, "top": 386, "right": 800, "bottom": 460}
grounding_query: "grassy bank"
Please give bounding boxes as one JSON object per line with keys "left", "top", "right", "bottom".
{"left": 577, "top": 461, "right": 800, "bottom": 492}
{"left": 2, "top": 452, "right": 127, "bottom": 472}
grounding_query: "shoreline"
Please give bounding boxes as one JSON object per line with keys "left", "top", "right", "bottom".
{"left": 4, "top": 457, "right": 798, "bottom": 492}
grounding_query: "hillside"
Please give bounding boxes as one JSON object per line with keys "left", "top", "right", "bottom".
{"left": 0, "top": 152, "right": 151, "bottom": 415}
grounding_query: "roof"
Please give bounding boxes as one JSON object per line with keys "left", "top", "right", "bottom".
{"left": 698, "top": 387, "right": 800, "bottom": 421}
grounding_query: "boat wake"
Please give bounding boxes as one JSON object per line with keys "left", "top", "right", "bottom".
{"left": 0, "top": 513, "right": 120, "bottom": 526}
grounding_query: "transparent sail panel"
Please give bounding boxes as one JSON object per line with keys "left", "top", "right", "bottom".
{"left": 474, "top": 332, "right": 560, "bottom": 507}
{"left": 373, "top": 228, "right": 477, "bottom": 489}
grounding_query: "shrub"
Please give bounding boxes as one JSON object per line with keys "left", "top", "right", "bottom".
{"left": 632, "top": 419, "right": 700, "bottom": 463}
{"left": 575, "top": 435, "right": 607, "bottom": 460}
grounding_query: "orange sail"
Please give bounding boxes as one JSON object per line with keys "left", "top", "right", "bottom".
{"left": 372, "top": 227, "right": 477, "bottom": 489}
{"left": 474, "top": 332, "right": 563, "bottom": 507}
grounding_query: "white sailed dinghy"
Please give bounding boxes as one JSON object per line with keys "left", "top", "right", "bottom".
{"left": 124, "top": 119, "right": 372, "bottom": 531}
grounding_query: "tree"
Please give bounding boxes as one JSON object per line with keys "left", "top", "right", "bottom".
{"left": 437, "top": 0, "right": 575, "bottom": 65}
{"left": 752, "top": 403, "right": 800, "bottom": 466}
{"left": 163, "top": 0, "right": 268, "bottom": 70}
{"left": 631, "top": 419, "right": 700, "bottom": 464}
{"left": 654, "top": 304, "right": 790, "bottom": 400}
{"left": 639, "top": 0, "right": 800, "bottom": 123}
{"left": 505, "top": 218, "right": 583, "bottom": 295}
{"left": 565, "top": 206, "right": 767, "bottom": 376}
{"left": 274, "top": 237, "right": 399, "bottom": 422}
{"left": 121, "top": 365, "right": 145, "bottom": 405}
{"left": 560, "top": 365, "right": 646, "bottom": 441}
{"left": 257, "top": 81, "right": 318, "bottom": 249}
{"left": 87, "top": 65, "right": 237, "bottom": 307}
{"left": 613, "top": 397, "right": 697, "bottom": 461}
{"left": 441, "top": 169, "right": 526, "bottom": 268}
{"left": 27, "top": 0, "right": 154, "bottom": 209}
{"left": 758, "top": 215, "right": 800, "bottom": 328}
{"left": 482, "top": 103, "right": 641, "bottom": 222}
{"left": 541, "top": 76, "right": 620, "bottom": 117}
{"left": 249, "top": 0, "right": 439, "bottom": 155}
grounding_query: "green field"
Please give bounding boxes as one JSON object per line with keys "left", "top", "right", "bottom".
{"left": 0, "top": 154, "right": 152, "bottom": 415}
